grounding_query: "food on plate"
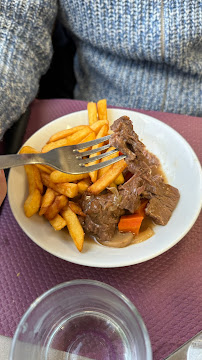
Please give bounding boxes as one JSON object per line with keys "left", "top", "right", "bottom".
{"left": 40, "top": 172, "right": 79, "bottom": 198}
{"left": 90, "top": 119, "right": 108, "bottom": 133}
{"left": 68, "top": 201, "right": 86, "bottom": 217}
{"left": 98, "top": 147, "right": 119, "bottom": 178}
{"left": 109, "top": 117, "right": 180, "bottom": 225}
{"left": 118, "top": 214, "right": 145, "bottom": 235}
{"left": 20, "top": 147, "right": 44, "bottom": 217}
{"left": 21, "top": 99, "right": 180, "bottom": 252}
{"left": 87, "top": 102, "right": 98, "bottom": 125}
{"left": 39, "top": 188, "right": 56, "bottom": 216}
{"left": 47, "top": 125, "right": 87, "bottom": 143}
{"left": 24, "top": 189, "right": 41, "bottom": 218}
{"left": 49, "top": 214, "right": 66, "bottom": 231}
{"left": 77, "top": 178, "right": 91, "bottom": 194}
{"left": 24, "top": 164, "right": 43, "bottom": 195}
{"left": 88, "top": 123, "right": 109, "bottom": 183}
{"left": 42, "top": 126, "right": 93, "bottom": 152}
{"left": 88, "top": 159, "right": 127, "bottom": 195}
{"left": 61, "top": 206, "right": 85, "bottom": 252}
{"left": 19, "top": 145, "right": 54, "bottom": 173}
{"left": 97, "top": 99, "right": 107, "bottom": 120}
{"left": 44, "top": 194, "right": 68, "bottom": 221}
{"left": 50, "top": 171, "right": 89, "bottom": 183}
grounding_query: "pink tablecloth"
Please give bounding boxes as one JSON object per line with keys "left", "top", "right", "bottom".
{"left": 0, "top": 99, "right": 201, "bottom": 360}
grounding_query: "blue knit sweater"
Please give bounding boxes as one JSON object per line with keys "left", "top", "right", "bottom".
{"left": 0, "top": 0, "right": 201, "bottom": 139}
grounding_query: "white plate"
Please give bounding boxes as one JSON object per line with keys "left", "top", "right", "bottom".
{"left": 8, "top": 109, "right": 202, "bottom": 268}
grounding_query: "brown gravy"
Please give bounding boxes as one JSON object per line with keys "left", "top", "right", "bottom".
{"left": 151, "top": 162, "right": 167, "bottom": 182}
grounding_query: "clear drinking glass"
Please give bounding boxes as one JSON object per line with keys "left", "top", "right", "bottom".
{"left": 10, "top": 279, "right": 152, "bottom": 360}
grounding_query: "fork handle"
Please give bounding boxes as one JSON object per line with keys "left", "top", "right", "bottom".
{"left": 0, "top": 153, "right": 46, "bottom": 170}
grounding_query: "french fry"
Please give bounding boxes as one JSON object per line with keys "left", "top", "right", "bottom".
{"left": 36, "top": 164, "right": 54, "bottom": 174}
{"left": 69, "top": 201, "right": 86, "bottom": 217}
{"left": 24, "top": 189, "right": 41, "bottom": 217}
{"left": 19, "top": 145, "right": 39, "bottom": 155}
{"left": 90, "top": 120, "right": 109, "bottom": 133}
{"left": 65, "top": 127, "right": 93, "bottom": 146}
{"left": 41, "top": 138, "right": 69, "bottom": 153}
{"left": 44, "top": 195, "right": 68, "bottom": 220}
{"left": 19, "top": 146, "right": 54, "bottom": 173}
{"left": 52, "top": 182, "right": 78, "bottom": 198}
{"left": 39, "top": 188, "right": 56, "bottom": 216}
{"left": 89, "top": 124, "right": 109, "bottom": 183}
{"left": 97, "top": 99, "right": 107, "bottom": 120}
{"left": 77, "top": 178, "right": 92, "bottom": 194}
{"left": 78, "top": 131, "right": 96, "bottom": 152}
{"left": 24, "top": 165, "right": 43, "bottom": 194}
{"left": 114, "top": 173, "right": 125, "bottom": 185}
{"left": 50, "top": 170, "right": 89, "bottom": 183}
{"left": 41, "top": 173, "right": 78, "bottom": 198}
{"left": 61, "top": 206, "right": 85, "bottom": 252}
{"left": 87, "top": 102, "right": 98, "bottom": 125}
{"left": 98, "top": 147, "right": 119, "bottom": 179}
{"left": 49, "top": 214, "right": 66, "bottom": 231}
{"left": 47, "top": 126, "right": 87, "bottom": 143}
{"left": 109, "top": 182, "right": 117, "bottom": 188}
{"left": 88, "top": 159, "right": 127, "bottom": 195}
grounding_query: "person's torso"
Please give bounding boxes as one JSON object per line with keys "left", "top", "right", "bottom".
{"left": 59, "top": 0, "right": 202, "bottom": 76}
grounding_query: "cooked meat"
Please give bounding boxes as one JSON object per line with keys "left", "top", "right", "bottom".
{"left": 110, "top": 116, "right": 159, "bottom": 174}
{"left": 143, "top": 176, "right": 180, "bottom": 225}
{"left": 110, "top": 116, "right": 140, "bottom": 161}
{"left": 143, "top": 150, "right": 160, "bottom": 168}
{"left": 118, "top": 172, "right": 179, "bottom": 225}
{"left": 80, "top": 116, "right": 180, "bottom": 244}
{"left": 81, "top": 192, "right": 124, "bottom": 242}
{"left": 118, "top": 173, "right": 143, "bottom": 213}
{"left": 78, "top": 215, "right": 85, "bottom": 227}
{"left": 110, "top": 117, "right": 180, "bottom": 225}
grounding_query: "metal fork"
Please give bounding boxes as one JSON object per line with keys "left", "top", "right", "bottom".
{"left": 0, "top": 135, "right": 126, "bottom": 174}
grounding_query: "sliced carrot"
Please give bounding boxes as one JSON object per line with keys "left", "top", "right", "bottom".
{"left": 134, "top": 200, "right": 148, "bottom": 217}
{"left": 118, "top": 214, "right": 144, "bottom": 235}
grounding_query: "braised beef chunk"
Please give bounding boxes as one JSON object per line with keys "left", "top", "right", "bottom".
{"left": 118, "top": 172, "right": 180, "bottom": 225}
{"left": 143, "top": 176, "right": 180, "bottom": 225}
{"left": 110, "top": 116, "right": 139, "bottom": 161}
{"left": 143, "top": 150, "right": 160, "bottom": 168}
{"left": 81, "top": 192, "right": 124, "bottom": 242}
{"left": 145, "top": 185, "right": 180, "bottom": 225}
{"left": 118, "top": 174, "right": 143, "bottom": 213}
{"left": 110, "top": 116, "right": 160, "bottom": 174}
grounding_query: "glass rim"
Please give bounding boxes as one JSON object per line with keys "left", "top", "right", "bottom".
{"left": 10, "top": 279, "right": 152, "bottom": 360}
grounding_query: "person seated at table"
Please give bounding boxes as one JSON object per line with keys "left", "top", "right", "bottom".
{"left": 0, "top": 0, "right": 201, "bottom": 142}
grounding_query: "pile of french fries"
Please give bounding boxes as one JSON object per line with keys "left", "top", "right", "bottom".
{"left": 21, "top": 99, "right": 127, "bottom": 252}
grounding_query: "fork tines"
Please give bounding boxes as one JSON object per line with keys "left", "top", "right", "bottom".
{"left": 81, "top": 155, "right": 126, "bottom": 172}
{"left": 72, "top": 134, "right": 126, "bottom": 171}
{"left": 74, "top": 135, "right": 111, "bottom": 151}
{"left": 80, "top": 149, "right": 119, "bottom": 164}
{"left": 74, "top": 134, "right": 114, "bottom": 162}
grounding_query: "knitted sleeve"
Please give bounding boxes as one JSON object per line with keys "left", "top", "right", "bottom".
{"left": 0, "top": 0, "right": 58, "bottom": 140}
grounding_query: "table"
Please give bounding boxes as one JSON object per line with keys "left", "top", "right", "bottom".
{"left": 0, "top": 99, "right": 201, "bottom": 360}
